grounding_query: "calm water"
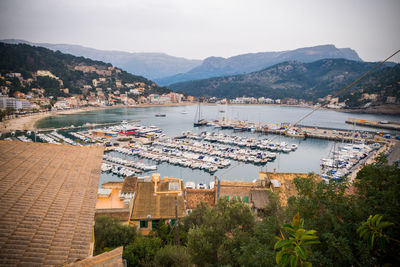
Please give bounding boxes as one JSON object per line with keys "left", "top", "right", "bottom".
{"left": 36, "top": 105, "right": 399, "bottom": 186}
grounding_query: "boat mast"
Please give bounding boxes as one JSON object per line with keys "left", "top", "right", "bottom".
{"left": 194, "top": 101, "right": 200, "bottom": 122}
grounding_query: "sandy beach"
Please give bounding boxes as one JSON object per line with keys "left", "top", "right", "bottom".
{"left": 0, "top": 107, "right": 105, "bottom": 133}
{"left": 0, "top": 102, "right": 195, "bottom": 133}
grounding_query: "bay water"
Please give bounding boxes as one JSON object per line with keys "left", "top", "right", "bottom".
{"left": 36, "top": 105, "right": 399, "bottom": 186}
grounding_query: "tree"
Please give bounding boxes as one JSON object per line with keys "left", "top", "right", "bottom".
{"left": 151, "top": 220, "right": 175, "bottom": 246}
{"left": 94, "top": 216, "right": 137, "bottom": 255}
{"left": 153, "top": 245, "right": 191, "bottom": 267}
{"left": 274, "top": 213, "right": 320, "bottom": 267}
{"left": 123, "top": 236, "right": 162, "bottom": 267}
{"left": 186, "top": 198, "right": 256, "bottom": 266}
{"left": 0, "top": 109, "right": 6, "bottom": 122}
{"left": 357, "top": 214, "right": 396, "bottom": 250}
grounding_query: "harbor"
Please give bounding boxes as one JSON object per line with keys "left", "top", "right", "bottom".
{"left": 1, "top": 119, "right": 396, "bottom": 185}
{"left": 1, "top": 105, "right": 398, "bottom": 186}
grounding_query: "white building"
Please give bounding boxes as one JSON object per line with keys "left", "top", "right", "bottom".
{"left": 0, "top": 96, "right": 31, "bottom": 110}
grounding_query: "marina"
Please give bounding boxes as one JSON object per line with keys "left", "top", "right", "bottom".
{"left": 2, "top": 105, "right": 398, "bottom": 186}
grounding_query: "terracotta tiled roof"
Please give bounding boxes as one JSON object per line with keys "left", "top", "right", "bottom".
{"left": 131, "top": 181, "right": 186, "bottom": 220}
{"left": 121, "top": 177, "right": 137, "bottom": 194}
{"left": 67, "top": 246, "right": 124, "bottom": 267}
{"left": 220, "top": 181, "right": 256, "bottom": 187}
{"left": 0, "top": 141, "right": 103, "bottom": 266}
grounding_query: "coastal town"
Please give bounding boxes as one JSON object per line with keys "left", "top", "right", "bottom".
{"left": 0, "top": 68, "right": 191, "bottom": 112}
{"left": 1, "top": 68, "right": 399, "bottom": 113}
{"left": 0, "top": 0, "right": 399, "bottom": 264}
{"left": 0, "top": 48, "right": 399, "bottom": 266}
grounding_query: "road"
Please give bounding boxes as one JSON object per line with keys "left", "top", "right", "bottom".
{"left": 387, "top": 141, "right": 400, "bottom": 165}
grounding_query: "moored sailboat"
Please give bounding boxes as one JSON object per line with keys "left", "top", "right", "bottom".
{"left": 194, "top": 102, "right": 207, "bottom": 127}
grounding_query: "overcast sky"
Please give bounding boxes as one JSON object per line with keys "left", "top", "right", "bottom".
{"left": 0, "top": 0, "right": 399, "bottom": 62}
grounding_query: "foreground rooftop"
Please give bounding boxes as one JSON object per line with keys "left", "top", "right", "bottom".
{"left": 0, "top": 141, "right": 103, "bottom": 266}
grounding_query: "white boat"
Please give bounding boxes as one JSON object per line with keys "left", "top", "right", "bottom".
{"left": 197, "top": 183, "right": 207, "bottom": 189}
{"left": 185, "top": 181, "right": 196, "bottom": 189}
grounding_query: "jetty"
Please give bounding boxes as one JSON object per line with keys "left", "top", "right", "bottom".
{"left": 345, "top": 118, "right": 400, "bottom": 131}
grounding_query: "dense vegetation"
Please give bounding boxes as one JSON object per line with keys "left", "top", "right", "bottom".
{"left": 170, "top": 59, "right": 399, "bottom": 106}
{"left": 339, "top": 64, "right": 400, "bottom": 108}
{"left": 95, "top": 156, "right": 400, "bottom": 266}
{"left": 0, "top": 43, "right": 169, "bottom": 97}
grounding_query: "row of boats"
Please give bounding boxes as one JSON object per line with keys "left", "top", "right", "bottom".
{"left": 16, "top": 135, "right": 32, "bottom": 142}
{"left": 112, "top": 146, "right": 228, "bottom": 173}
{"left": 36, "top": 133, "right": 61, "bottom": 144}
{"left": 101, "top": 163, "right": 136, "bottom": 177}
{"left": 103, "top": 154, "right": 157, "bottom": 171}
{"left": 108, "top": 122, "right": 163, "bottom": 138}
{"left": 154, "top": 138, "right": 277, "bottom": 164}
{"left": 69, "top": 131, "right": 91, "bottom": 142}
{"left": 182, "top": 131, "right": 298, "bottom": 152}
{"left": 50, "top": 131, "right": 76, "bottom": 145}
{"left": 320, "top": 143, "right": 380, "bottom": 181}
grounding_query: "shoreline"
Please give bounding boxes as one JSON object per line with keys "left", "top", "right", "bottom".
{"left": 207, "top": 103, "right": 400, "bottom": 115}
{"left": 1, "top": 102, "right": 398, "bottom": 134}
{"left": 0, "top": 102, "right": 196, "bottom": 133}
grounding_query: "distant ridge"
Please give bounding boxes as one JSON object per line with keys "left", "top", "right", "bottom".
{"left": 156, "top": 45, "right": 363, "bottom": 85}
{"left": 0, "top": 39, "right": 202, "bottom": 80}
{"left": 169, "top": 58, "right": 399, "bottom": 102}
{"left": 1, "top": 40, "right": 364, "bottom": 87}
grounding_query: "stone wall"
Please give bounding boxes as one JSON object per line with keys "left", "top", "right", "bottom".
{"left": 219, "top": 186, "right": 253, "bottom": 201}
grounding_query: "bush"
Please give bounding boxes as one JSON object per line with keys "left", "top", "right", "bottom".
{"left": 94, "top": 216, "right": 137, "bottom": 255}
{"left": 153, "top": 245, "right": 191, "bottom": 267}
{"left": 123, "top": 236, "right": 162, "bottom": 267}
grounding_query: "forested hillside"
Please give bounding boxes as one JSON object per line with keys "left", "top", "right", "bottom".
{"left": 170, "top": 58, "right": 399, "bottom": 106}
{"left": 0, "top": 43, "right": 169, "bottom": 98}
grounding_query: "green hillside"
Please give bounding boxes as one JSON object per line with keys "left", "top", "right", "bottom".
{"left": 0, "top": 42, "right": 169, "bottom": 98}
{"left": 170, "top": 59, "right": 399, "bottom": 106}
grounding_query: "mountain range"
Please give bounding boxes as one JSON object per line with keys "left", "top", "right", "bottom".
{"left": 156, "top": 45, "right": 362, "bottom": 85}
{"left": 1, "top": 39, "right": 201, "bottom": 80}
{"left": 169, "top": 59, "right": 399, "bottom": 103}
{"left": 1, "top": 40, "right": 363, "bottom": 86}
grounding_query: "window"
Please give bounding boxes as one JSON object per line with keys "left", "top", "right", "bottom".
{"left": 140, "top": 220, "right": 148, "bottom": 228}
{"left": 170, "top": 219, "right": 176, "bottom": 226}
{"left": 225, "top": 195, "right": 229, "bottom": 201}
{"left": 152, "top": 220, "right": 160, "bottom": 230}
{"left": 244, "top": 196, "right": 249, "bottom": 203}
{"left": 237, "top": 196, "right": 241, "bottom": 201}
